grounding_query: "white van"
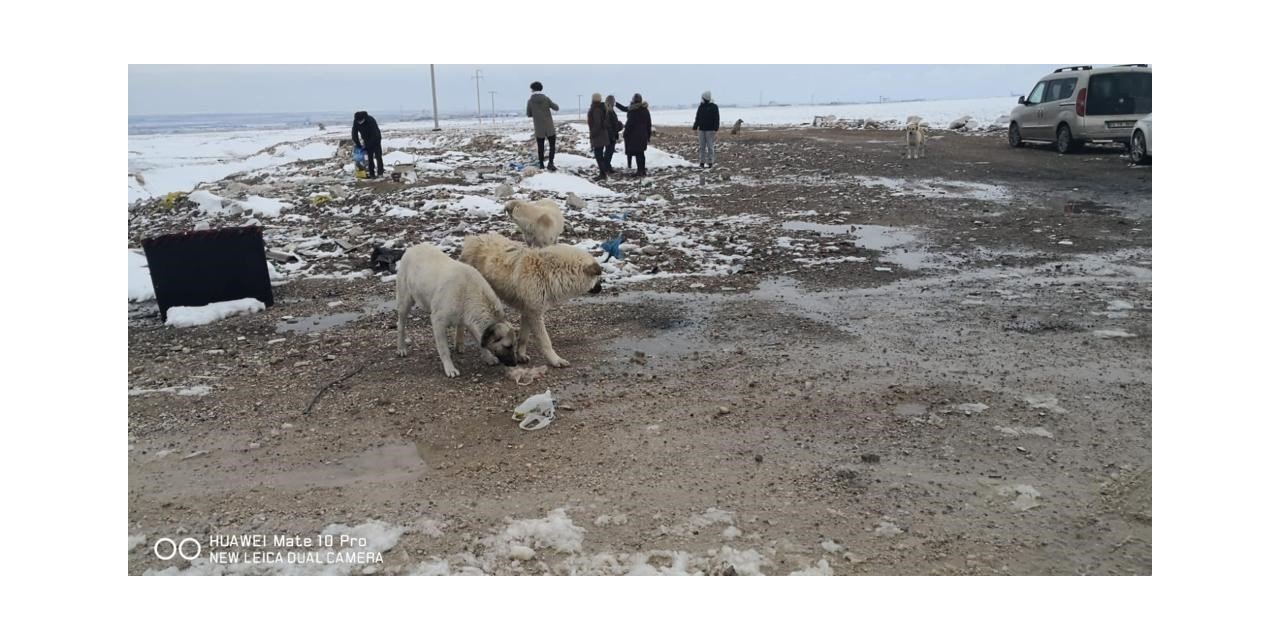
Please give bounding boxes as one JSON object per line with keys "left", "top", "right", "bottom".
{"left": 1009, "top": 65, "right": 1152, "bottom": 153}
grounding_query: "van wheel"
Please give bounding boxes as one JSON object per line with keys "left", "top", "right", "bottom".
{"left": 1008, "top": 123, "right": 1023, "bottom": 148}
{"left": 1055, "top": 124, "right": 1076, "bottom": 154}
{"left": 1130, "top": 130, "right": 1149, "bottom": 164}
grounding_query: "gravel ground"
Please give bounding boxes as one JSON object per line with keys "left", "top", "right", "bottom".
{"left": 128, "top": 123, "right": 1151, "bottom": 575}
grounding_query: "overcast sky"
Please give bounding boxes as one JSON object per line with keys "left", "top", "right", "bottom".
{"left": 129, "top": 64, "right": 1069, "bottom": 116}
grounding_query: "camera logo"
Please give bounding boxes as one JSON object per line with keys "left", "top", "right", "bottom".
{"left": 153, "top": 537, "right": 202, "bottom": 561}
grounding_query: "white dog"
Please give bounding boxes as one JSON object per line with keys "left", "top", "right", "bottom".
{"left": 906, "top": 120, "right": 927, "bottom": 159}
{"left": 460, "top": 233, "right": 603, "bottom": 368}
{"left": 504, "top": 198, "right": 565, "bottom": 247}
{"left": 395, "top": 243, "right": 519, "bottom": 377}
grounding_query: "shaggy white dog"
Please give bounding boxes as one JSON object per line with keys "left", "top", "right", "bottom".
{"left": 504, "top": 198, "right": 565, "bottom": 247}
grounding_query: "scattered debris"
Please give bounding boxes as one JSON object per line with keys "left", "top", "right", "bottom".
{"left": 506, "top": 365, "right": 548, "bottom": 386}
{"left": 513, "top": 390, "right": 556, "bottom": 431}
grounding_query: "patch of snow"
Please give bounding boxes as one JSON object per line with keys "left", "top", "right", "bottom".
{"left": 186, "top": 190, "right": 227, "bottom": 214}
{"left": 998, "top": 484, "right": 1042, "bottom": 511}
{"left": 489, "top": 508, "right": 585, "bottom": 555}
{"left": 1023, "top": 394, "right": 1067, "bottom": 414}
{"left": 449, "top": 195, "right": 503, "bottom": 215}
{"left": 128, "top": 385, "right": 212, "bottom": 397}
{"left": 128, "top": 250, "right": 155, "bottom": 302}
{"left": 789, "top": 559, "right": 834, "bottom": 575}
{"left": 1092, "top": 329, "right": 1136, "bottom": 338}
{"left": 164, "top": 298, "right": 265, "bottom": 328}
{"left": 992, "top": 425, "right": 1055, "bottom": 438}
{"left": 239, "top": 195, "right": 292, "bottom": 218}
{"left": 521, "top": 172, "right": 619, "bottom": 197}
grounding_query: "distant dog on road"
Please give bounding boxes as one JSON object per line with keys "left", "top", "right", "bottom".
{"left": 460, "top": 233, "right": 603, "bottom": 368}
{"left": 905, "top": 120, "right": 928, "bottom": 159}
{"left": 395, "top": 243, "right": 519, "bottom": 377}
{"left": 504, "top": 198, "right": 564, "bottom": 247}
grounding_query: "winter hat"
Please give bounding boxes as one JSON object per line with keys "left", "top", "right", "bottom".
{"left": 530, "top": 81, "right": 543, "bottom": 92}
{"left": 354, "top": 111, "right": 368, "bottom": 120}
{"left": 701, "top": 91, "right": 712, "bottom": 102}
{"left": 591, "top": 93, "right": 602, "bottom": 102}
{"left": 631, "top": 93, "right": 643, "bottom": 105}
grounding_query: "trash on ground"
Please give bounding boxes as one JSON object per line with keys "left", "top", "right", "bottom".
{"left": 506, "top": 365, "right": 548, "bottom": 386}
{"left": 513, "top": 389, "right": 555, "bottom": 431}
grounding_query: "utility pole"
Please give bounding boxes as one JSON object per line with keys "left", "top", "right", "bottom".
{"left": 430, "top": 64, "right": 441, "bottom": 131}
{"left": 489, "top": 90, "right": 498, "bottom": 119}
{"left": 472, "top": 68, "right": 484, "bottom": 124}
{"left": 577, "top": 94, "right": 583, "bottom": 120}
{"left": 758, "top": 91, "right": 763, "bottom": 106}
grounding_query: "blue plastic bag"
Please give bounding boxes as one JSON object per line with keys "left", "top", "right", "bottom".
{"left": 353, "top": 146, "right": 366, "bottom": 168}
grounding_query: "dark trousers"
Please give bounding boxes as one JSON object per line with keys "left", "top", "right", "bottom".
{"left": 634, "top": 151, "right": 646, "bottom": 173}
{"left": 537, "top": 136, "right": 557, "bottom": 166}
{"left": 605, "top": 137, "right": 618, "bottom": 171}
{"left": 592, "top": 147, "right": 609, "bottom": 176}
{"left": 364, "top": 140, "right": 384, "bottom": 176}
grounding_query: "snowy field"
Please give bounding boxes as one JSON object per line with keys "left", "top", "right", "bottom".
{"left": 128, "top": 97, "right": 1014, "bottom": 204}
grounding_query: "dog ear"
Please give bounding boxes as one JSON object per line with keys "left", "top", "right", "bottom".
{"left": 585, "top": 262, "right": 603, "bottom": 277}
{"left": 482, "top": 324, "right": 496, "bottom": 346}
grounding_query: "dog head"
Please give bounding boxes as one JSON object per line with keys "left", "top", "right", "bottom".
{"left": 906, "top": 121, "right": 920, "bottom": 133}
{"left": 481, "top": 321, "right": 520, "bottom": 366}
{"left": 585, "top": 261, "right": 604, "bottom": 294}
{"left": 503, "top": 200, "right": 520, "bottom": 216}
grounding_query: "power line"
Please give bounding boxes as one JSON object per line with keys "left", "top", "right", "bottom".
{"left": 471, "top": 69, "right": 484, "bottom": 124}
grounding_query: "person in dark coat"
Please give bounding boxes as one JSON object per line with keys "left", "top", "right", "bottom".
{"left": 622, "top": 93, "right": 653, "bottom": 177}
{"left": 526, "top": 81, "right": 560, "bottom": 171}
{"left": 351, "top": 111, "right": 383, "bottom": 177}
{"left": 604, "top": 95, "right": 623, "bottom": 173}
{"left": 693, "top": 91, "right": 720, "bottom": 168}
{"left": 586, "top": 93, "right": 611, "bottom": 181}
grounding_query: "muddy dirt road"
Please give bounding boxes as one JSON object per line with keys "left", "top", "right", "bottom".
{"left": 128, "top": 125, "right": 1151, "bottom": 575}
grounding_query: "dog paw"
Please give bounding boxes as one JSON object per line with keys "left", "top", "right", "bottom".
{"left": 479, "top": 350, "right": 499, "bottom": 365}
{"left": 517, "top": 352, "right": 531, "bottom": 364}
{"left": 444, "top": 365, "right": 460, "bottom": 378}
{"left": 549, "top": 356, "right": 570, "bottom": 368}
{"left": 396, "top": 348, "right": 408, "bottom": 357}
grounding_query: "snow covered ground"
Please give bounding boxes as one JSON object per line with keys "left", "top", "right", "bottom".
{"left": 127, "top": 97, "right": 1014, "bottom": 204}
{"left": 164, "top": 298, "right": 266, "bottom": 328}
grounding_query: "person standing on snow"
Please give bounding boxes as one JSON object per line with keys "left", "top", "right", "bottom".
{"left": 693, "top": 91, "right": 720, "bottom": 168}
{"left": 526, "top": 81, "right": 560, "bottom": 171}
{"left": 622, "top": 93, "right": 653, "bottom": 177}
{"left": 586, "top": 93, "right": 611, "bottom": 181}
{"left": 351, "top": 111, "right": 383, "bottom": 177}
{"left": 604, "top": 95, "right": 623, "bottom": 173}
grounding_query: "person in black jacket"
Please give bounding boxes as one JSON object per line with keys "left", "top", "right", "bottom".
{"left": 604, "top": 95, "right": 623, "bottom": 173}
{"left": 621, "top": 94, "right": 653, "bottom": 177}
{"left": 352, "top": 111, "right": 383, "bottom": 177}
{"left": 693, "top": 91, "right": 720, "bottom": 168}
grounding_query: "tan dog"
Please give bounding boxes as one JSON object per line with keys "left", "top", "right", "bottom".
{"left": 906, "top": 121, "right": 928, "bottom": 159}
{"left": 504, "top": 198, "right": 565, "bottom": 247}
{"left": 395, "top": 243, "right": 519, "bottom": 377}
{"left": 460, "top": 233, "right": 603, "bottom": 368}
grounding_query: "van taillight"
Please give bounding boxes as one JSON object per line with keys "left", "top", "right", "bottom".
{"left": 1076, "top": 88, "right": 1087, "bottom": 116}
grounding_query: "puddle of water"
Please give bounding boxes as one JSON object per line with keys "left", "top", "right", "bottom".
{"left": 854, "top": 176, "right": 1011, "bottom": 203}
{"left": 852, "top": 224, "right": 918, "bottom": 251}
{"left": 1063, "top": 200, "right": 1122, "bottom": 215}
{"left": 275, "top": 298, "right": 396, "bottom": 334}
{"left": 782, "top": 221, "right": 853, "bottom": 235}
{"left": 277, "top": 312, "right": 363, "bottom": 334}
{"left": 894, "top": 402, "right": 929, "bottom": 416}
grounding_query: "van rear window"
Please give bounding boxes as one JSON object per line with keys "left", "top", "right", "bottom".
{"left": 1086, "top": 72, "right": 1152, "bottom": 116}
